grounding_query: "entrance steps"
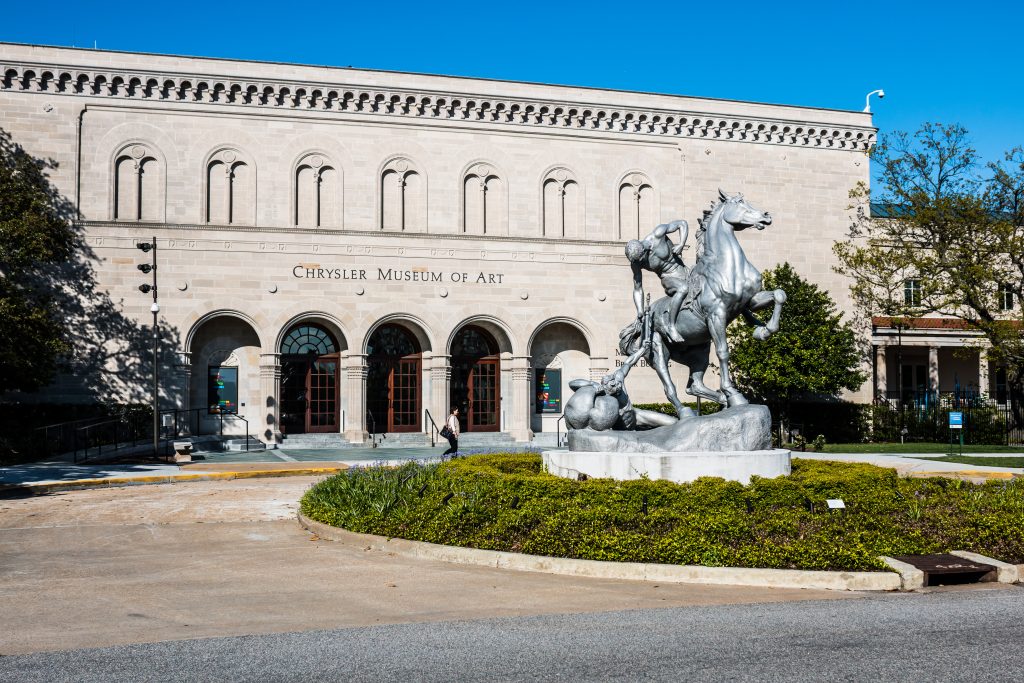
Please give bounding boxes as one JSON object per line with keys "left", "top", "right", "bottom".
{"left": 279, "top": 433, "right": 356, "bottom": 449}
{"left": 372, "top": 431, "right": 517, "bottom": 449}
{"left": 531, "top": 432, "right": 567, "bottom": 448}
{"left": 185, "top": 435, "right": 267, "bottom": 454}
{"left": 455, "top": 432, "right": 516, "bottom": 448}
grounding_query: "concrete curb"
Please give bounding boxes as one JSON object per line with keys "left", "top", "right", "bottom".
{"left": 951, "top": 550, "right": 1021, "bottom": 584}
{"left": 880, "top": 556, "right": 925, "bottom": 591}
{"left": 0, "top": 467, "right": 345, "bottom": 495}
{"left": 297, "top": 512, "right": 902, "bottom": 592}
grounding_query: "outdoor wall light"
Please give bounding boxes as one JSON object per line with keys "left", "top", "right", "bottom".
{"left": 136, "top": 241, "right": 153, "bottom": 252}
{"left": 138, "top": 263, "right": 154, "bottom": 274}
{"left": 138, "top": 283, "right": 153, "bottom": 294}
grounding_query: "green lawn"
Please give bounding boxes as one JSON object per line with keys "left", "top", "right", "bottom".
{"left": 821, "top": 442, "right": 1024, "bottom": 454}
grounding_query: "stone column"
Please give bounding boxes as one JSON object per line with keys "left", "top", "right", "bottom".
{"left": 509, "top": 356, "right": 533, "bottom": 443}
{"left": 979, "top": 347, "right": 990, "bottom": 397}
{"left": 259, "top": 353, "right": 281, "bottom": 446}
{"left": 589, "top": 355, "right": 610, "bottom": 382}
{"left": 344, "top": 353, "right": 369, "bottom": 444}
{"left": 429, "top": 354, "right": 452, "bottom": 430}
{"left": 928, "top": 346, "right": 940, "bottom": 393}
{"left": 874, "top": 345, "right": 887, "bottom": 398}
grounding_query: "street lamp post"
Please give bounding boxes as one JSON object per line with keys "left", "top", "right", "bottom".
{"left": 137, "top": 238, "right": 159, "bottom": 458}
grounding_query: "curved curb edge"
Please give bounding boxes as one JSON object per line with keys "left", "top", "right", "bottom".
{"left": 297, "top": 512, "right": 903, "bottom": 592}
{"left": 0, "top": 467, "right": 346, "bottom": 495}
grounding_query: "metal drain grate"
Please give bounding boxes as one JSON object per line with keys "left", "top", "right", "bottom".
{"left": 894, "top": 553, "right": 997, "bottom": 586}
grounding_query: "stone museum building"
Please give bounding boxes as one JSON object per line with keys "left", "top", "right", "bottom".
{"left": 1, "top": 42, "right": 903, "bottom": 445}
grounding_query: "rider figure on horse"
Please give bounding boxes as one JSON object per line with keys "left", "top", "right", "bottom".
{"left": 625, "top": 219, "right": 690, "bottom": 344}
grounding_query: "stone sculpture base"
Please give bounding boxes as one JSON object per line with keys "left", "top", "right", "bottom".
{"left": 568, "top": 403, "right": 772, "bottom": 453}
{"left": 543, "top": 449, "right": 791, "bottom": 485}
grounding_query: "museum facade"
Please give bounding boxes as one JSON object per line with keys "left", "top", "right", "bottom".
{"left": 1, "top": 42, "right": 880, "bottom": 445}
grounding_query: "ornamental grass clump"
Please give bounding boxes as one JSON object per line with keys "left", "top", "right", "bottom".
{"left": 300, "top": 453, "right": 1024, "bottom": 572}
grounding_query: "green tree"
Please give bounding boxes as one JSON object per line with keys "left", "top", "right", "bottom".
{"left": 833, "top": 123, "right": 1024, "bottom": 421}
{"left": 0, "top": 128, "right": 77, "bottom": 391}
{"left": 728, "top": 262, "right": 866, "bottom": 406}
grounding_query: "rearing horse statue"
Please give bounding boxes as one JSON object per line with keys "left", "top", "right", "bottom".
{"left": 621, "top": 189, "right": 786, "bottom": 413}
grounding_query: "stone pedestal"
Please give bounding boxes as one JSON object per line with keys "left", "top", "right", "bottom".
{"left": 542, "top": 449, "right": 791, "bottom": 485}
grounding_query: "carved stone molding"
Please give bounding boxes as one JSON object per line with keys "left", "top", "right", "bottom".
{"left": 1, "top": 61, "right": 876, "bottom": 151}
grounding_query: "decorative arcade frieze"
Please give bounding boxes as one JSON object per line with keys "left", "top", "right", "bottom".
{"left": 1, "top": 61, "right": 875, "bottom": 151}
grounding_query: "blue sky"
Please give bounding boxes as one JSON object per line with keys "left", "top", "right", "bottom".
{"left": 4, "top": 0, "right": 1022, "bottom": 175}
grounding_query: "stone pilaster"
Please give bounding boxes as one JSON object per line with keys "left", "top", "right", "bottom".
{"left": 259, "top": 353, "right": 281, "bottom": 445}
{"left": 429, "top": 354, "right": 452, "bottom": 431}
{"left": 510, "top": 355, "right": 533, "bottom": 443}
{"left": 344, "top": 353, "right": 369, "bottom": 444}
{"left": 589, "top": 355, "right": 610, "bottom": 382}
{"left": 174, "top": 351, "right": 193, "bottom": 434}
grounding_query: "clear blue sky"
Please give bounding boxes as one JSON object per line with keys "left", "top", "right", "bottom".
{"left": 4, "top": 0, "right": 1022, "bottom": 175}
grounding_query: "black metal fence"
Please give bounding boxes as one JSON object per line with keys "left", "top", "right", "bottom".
{"left": 872, "top": 390, "right": 1024, "bottom": 446}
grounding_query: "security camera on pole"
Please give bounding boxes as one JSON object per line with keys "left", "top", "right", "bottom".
{"left": 136, "top": 237, "right": 159, "bottom": 458}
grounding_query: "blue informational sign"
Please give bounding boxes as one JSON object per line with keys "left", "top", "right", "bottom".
{"left": 949, "top": 411, "right": 964, "bottom": 429}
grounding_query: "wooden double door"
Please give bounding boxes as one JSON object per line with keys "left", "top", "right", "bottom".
{"left": 280, "top": 355, "right": 339, "bottom": 434}
{"left": 367, "top": 324, "right": 421, "bottom": 433}
{"left": 450, "top": 326, "right": 501, "bottom": 432}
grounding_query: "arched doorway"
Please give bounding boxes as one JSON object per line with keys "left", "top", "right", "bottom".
{"left": 529, "top": 321, "right": 591, "bottom": 434}
{"left": 279, "top": 323, "right": 340, "bottom": 434}
{"left": 367, "top": 324, "right": 422, "bottom": 432}
{"left": 451, "top": 325, "right": 500, "bottom": 432}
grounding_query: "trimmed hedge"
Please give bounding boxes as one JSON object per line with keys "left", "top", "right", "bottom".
{"left": 300, "top": 453, "right": 1024, "bottom": 572}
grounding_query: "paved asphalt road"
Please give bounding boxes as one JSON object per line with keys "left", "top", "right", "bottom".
{"left": 1, "top": 586, "right": 1021, "bottom": 682}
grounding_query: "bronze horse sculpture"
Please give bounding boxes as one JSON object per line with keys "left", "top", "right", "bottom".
{"left": 620, "top": 190, "right": 786, "bottom": 414}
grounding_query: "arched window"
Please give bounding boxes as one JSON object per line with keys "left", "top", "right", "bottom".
{"left": 294, "top": 153, "right": 340, "bottom": 227}
{"left": 280, "top": 324, "right": 338, "bottom": 355}
{"left": 113, "top": 144, "right": 163, "bottom": 221}
{"left": 618, "top": 172, "right": 655, "bottom": 239}
{"left": 542, "top": 167, "right": 582, "bottom": 238}
{"left": 380, "top": 157, "right": 426, "bottom": 231}
{"left": 463, "top": 162, "right": 506, "bottom": 235}
{"left": 206, "top": 148, "right": 255, "bottom": 225}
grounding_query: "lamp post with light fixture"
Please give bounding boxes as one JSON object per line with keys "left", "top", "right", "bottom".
{"left": 863, "top": 89, "right": 885, "bottom": 113}
{"left": 137, "top": 237, "right": 159, "bottom": 458}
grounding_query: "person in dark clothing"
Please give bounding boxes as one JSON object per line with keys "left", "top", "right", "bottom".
{"left": 442, "top": 406, "right": 460, "bottom": 456}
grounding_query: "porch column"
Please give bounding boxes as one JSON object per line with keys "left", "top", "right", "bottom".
{"left": 429, "top": 354, "right": 452, "bottom": 431}
{"left": 928, "top": 346, "right": 940, "bottom": 392}
{"left": 344, "top": 353, "right": 369, "bottom": 444}
{"left": 874, "top": 345, "right": 887, "bottom": 398}
{"left": 979, "top": 348, "right": 990, "bottom": 397}
{"left": 510, "top": 355, "right": 533, "bottom": 443}
{"left": 259, "top": 353, "right": 281, "bottom": 445}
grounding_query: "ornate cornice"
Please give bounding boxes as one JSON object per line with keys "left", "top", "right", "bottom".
{"left": 1, "top": 60, "right": 876, "bottom": 151}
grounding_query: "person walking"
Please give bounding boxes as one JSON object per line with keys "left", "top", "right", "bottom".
{"left": 441, "top": 406, "right": 460, "bottom": 456}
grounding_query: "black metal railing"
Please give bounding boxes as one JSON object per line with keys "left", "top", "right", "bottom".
{"left": 555, "top": 414, "right": 567, "bottom": 448}
{"left": 366, "top": 410, "right": 378, "bottom": 448}
{"left": 424, "top": 409, "right": 440, "bottom": 447}
{"left": 33, "top": 415, "right": 111, "bottom": 458}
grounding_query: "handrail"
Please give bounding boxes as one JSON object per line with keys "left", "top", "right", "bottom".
{"left": 424, "top": 408, "right": 440, "bottom": 447}
{"left": 556, "top": 414, "right": 567, "bottom": 448}
{"left": 366, "top": 410, "right": 377, "bottom": 447}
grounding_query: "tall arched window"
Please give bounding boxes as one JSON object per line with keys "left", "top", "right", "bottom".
{"left": 463, "top": 162, "right": 506, "bottom": 235}
{"left": 380, "top": 157, "right": 426, "bottom": 231}
{"left": 618, "top": 171, "right": 655, "bottom": 239}
{"left": 541, "top": 167, "right": 582, "bottom": 238}
{"left": 294, "top": 153, "right": 340, "bottom": 227}
{"left": 113, "top": 144, "right": 163, "bottom": 221}
{"left": 205, "top": 148, "right": 255, "bottom": 225}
